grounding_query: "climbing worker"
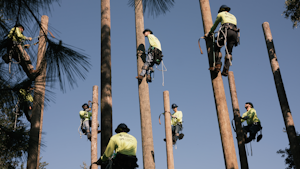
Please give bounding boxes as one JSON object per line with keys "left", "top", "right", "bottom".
{"left": 18, "top": 85, "right": 33, "bottom": 122}
{"left": 79, "top": 101, "right": 101, "bottom": 141}
{"left": 136, "top": 29, "right": 163, "bottom": 82}
{"left": 241, "top": 102, "right": 262, "bottom": 144}
{"left": 205, "top": 5, "right": 239, "bottom": 76}
{"left": 164, "top": 103, "right": 184, "bottom": 144}
{"left": 93, "top": 123, "right": 139, "bottom": 169}
{"left": 2, "top": 24, "right": 36, "bottom": 76}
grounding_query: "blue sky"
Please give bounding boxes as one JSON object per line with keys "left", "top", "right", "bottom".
{"left": 22, "top": 0, "right": 300, "bottom": 168}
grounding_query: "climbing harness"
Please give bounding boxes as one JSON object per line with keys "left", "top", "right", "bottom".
{"left": 216, "top": 23, "right": 240, "bottom": 66}
{"left": 144, "top": 49, "right": 166, "bottom": 86}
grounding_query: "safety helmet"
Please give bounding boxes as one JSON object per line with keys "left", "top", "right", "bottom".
{"left": 15, "top": 24, "right": 24, "bottom": 31}
{"left": 115, "top": 123, "right": 130, "bottom": 133}
{"left": 82, "top": 103, "right": 89, "bottom": 109}
{"left": 245, "top": 102, "right": 254, "bottom": 108}
{"left": 218, "top": 5, "right": 231, "bottom": 13}
{"left": 171, "top": 103, "right": 178, "bottom": 109}
{"left": 143, "top": 29, "right": 153, "bottom": 34}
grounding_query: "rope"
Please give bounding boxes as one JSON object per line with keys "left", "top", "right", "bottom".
{"left": 217, "top": 26, "right": 232, "bottom": 66}
{"left": 13, "top": 100, "right": 20, "bottom": 131}
{"left": 78, "top": 119, "right": 83, "bottom": 138}
{"left": 155, "top": 60, "right": 167, "bottom": 86}
{"left": 250, "top": 142, "right": 253, "bottom": 156}
{"left": 231, "top": 119, "right": 236, "bottom": 132}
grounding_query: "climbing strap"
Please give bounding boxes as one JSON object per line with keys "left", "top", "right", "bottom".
{"left": 231, "top": 119, "right": 236, "bottom": 132}
{"left": 198, "top": 32, "right": 216, "bottom": 69}
{"left": 13, "top": 100, "right": 20, "bottom": 131}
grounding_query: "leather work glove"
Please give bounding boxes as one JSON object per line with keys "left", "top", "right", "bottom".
{"left": 242, "top": 116, "right": 249, "bottom": 120}
{"left": 93, "top": 159, "right": 102, "bottom": 165}
{"left": 205, "top": 32, "right": 213, "bottom": 38}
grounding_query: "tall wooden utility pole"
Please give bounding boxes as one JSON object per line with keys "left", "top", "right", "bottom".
{"left": 262, "top": 22, "right": 300, "bottom": 169}
{"left": 91, "top": 85, "right": 99, "bottom": 169}
{"left": 134, "top": 0, "right": 155, "bottom": 168}
{"left": 101, "top": 0, "right": 112, "bottom": 168}
{"left": 198, "top": 1, "right": 238, "bottom": 168}
{"left": 27, "top": 15, "right": 49, "bottom": 169}
{"left": 228, "top": 71, "right": 249, "bottom": 169}
{"left": 163, "top": 91, "right": 174, "bottom": 169}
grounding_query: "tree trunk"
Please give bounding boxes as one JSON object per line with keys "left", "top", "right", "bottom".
{"left": 163, "top": 91, "right": 174, "bottom": 169}
{"left": 198, "top": 1, "right": 239, "bottom": 168}
{"left": 101, "top": 0, "right": 113, "bottom": 169}
{"left": 262, "top": 22, "right": 300, "bottom": 169}
{"left": 134, "top": 0, "right": 155, "bottom": 168}
{"left": 228, "top": 71, "right": 249, "bottom": 169}
{"left": 27, "top": 15, "right": 49, "bottom": 169}
{"left": 91, "top": 85, "right": 99, "bottom": 169}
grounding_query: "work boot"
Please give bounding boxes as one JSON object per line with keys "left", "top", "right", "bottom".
{"left": 257, "top": 134, "right": 263, "bottom": 142}
{"left": 2, "top": 54, "right": 10, "bottom": 64}
{"left": 214, "top": 63, "right": 222, "bottom": 73}
{"left": 87, "top": 132, "right": 91, "bottom": 141}
{"left": 136, "top": 75, "right": 144, "bottom": 80}
{"left": 179, "top": 133, "right": 184, "bottom": 140}
{"left": 221, "top": 68, "right": 228, "bottom": 76}
{"left": 29, "top": 69, "right": 37, "bottom": 74}
{"left": 147, "top": 74, "right": 152, "bottom": 82}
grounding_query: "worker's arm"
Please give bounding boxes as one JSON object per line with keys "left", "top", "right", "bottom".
{"left": 15, "top": 27, "right": 28, "bottom": 40}
{"left": 101, "top": 137, "right": 116, "bottom": 161}
{"left": 241, "top": 112, "right": 247, "bottom": 123}
{"left": 210, "top": 13, "right": 222, "bottom": 33}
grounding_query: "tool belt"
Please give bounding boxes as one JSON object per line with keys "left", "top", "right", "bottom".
{"left": 222, "top": 23, "right": 238, "bottom": 31}
{"left": 149, "top": 47, "right": 163, "bottom": 65}
{"left": 113, "top": 153, "right": 139, "bottom": 169}
{"left": 221, "top": 23, "right": 240, "bottom": 46}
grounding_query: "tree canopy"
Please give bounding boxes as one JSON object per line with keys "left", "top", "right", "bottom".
{"left": 283, "top": 0, "right": 300, "bottom": 28}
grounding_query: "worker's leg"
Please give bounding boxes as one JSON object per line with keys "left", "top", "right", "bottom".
{"left": 213, "top": 40, "right": 223, "bottom": 72}
{"left": 83, "top": 120, "right": 90, "bottom": 133}
{"left": 247, "top": 123, "right": 261, "bottom": 143}
{"left": 171, "top": 125, "right": 176, "bottom": 143}
{"left": 140, "top": 49, "right": 154, "bottom": 77}
{"left": 243, "top": 125, "right": 250, "bottom": 143}
{"left": 222, "top": 30, "right": 237, "bottom": 73}
{"left": 17, "top": 45, "right": 34, "bottom": 70}
{"left": 174, "top": 124, "right": 181, "bottom": 141}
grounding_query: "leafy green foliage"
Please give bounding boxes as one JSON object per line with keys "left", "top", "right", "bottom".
{"left": 128, "top": 0, "right": 175, "bottom": 17}
{"left": 0, "top": 0, "right": 91, "bottom": 168}
{"left": 277, "top": 133, "right": 300, "bottom": 169}
{"left": 283, "top": 0, "right": 300, "bottom": 28}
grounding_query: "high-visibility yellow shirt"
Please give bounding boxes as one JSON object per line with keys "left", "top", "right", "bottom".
{"left": 8, "top": 27, "right": 27, "bottom": 42}
{"left": 147, "top": 34, "right": 162, "bottom": 51}
{"left": 19, "top": 89, "right": 33, "bottom": 102}
{"left": 101, "top": 132, "right": 137, "bottom": 161}
{"left": 241, "top": 108, "right": 260, "bottom": 125}
{"left": 210, "top": 11, "right": 237, "bottom": 33}
{"left": 79, "top": 110, "right": 92, "bottom": 122}
{"left": 171, "top": 111, "right": 183, "bottom": 126}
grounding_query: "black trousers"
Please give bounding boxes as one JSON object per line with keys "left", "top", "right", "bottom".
{"left": 243, "top": 122, "right": 261, "bottom": 143}
{"left": 112, "top": 153, "right": 138, "bottom": 169}
{"left": 214, "top": 29, "right": 237, "bottom": 68}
